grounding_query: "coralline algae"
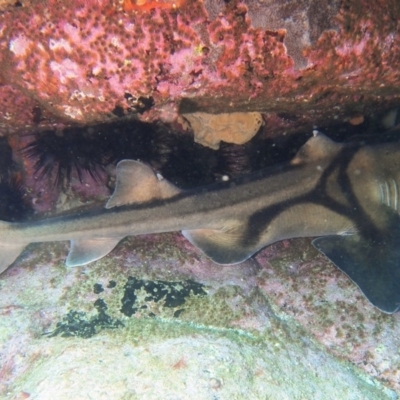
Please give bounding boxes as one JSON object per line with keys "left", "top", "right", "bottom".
{"left": 0, "top": 0, "right": 399, "bottom": 134}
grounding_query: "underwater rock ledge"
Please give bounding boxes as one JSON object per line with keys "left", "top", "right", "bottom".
{"left": 0, "top": 0, "right": 400, "bottom": 134}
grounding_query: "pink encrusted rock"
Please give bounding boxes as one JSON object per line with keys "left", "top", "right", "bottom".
{"left": 255, "top": 238, "right": 400, "bottom": 393}
{"left": 0, "top": 84, "right": 61, "bottom": 134}
{"left": 0, "top": 0, "right": 399, "bottom": 134}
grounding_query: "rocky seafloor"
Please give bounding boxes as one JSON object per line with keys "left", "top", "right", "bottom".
{"left": 0, "top": 226, "right": 399, "bottom": 399}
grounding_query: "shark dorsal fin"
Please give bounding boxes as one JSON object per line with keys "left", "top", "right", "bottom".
{"left": 291, "top": 133, "right": 343, "bottom": 165}
{"left": 106, "top": 160, "right": 181, "bottom": 209}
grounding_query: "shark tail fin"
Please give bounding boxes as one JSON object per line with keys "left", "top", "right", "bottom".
{"left": 0, "top": 221, "right": 27, "bottom": 274}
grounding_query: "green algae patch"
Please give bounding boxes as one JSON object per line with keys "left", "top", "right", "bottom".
{"left": 117, "top": 316, "right": 259, "bottom": 347}
{"left": 119, "top": 276, "right": 207, "bottom": 318}
{"left": 48, "top": 277, "right": 249, "bottom": 338}
{"left": 179, "top": 286, "right": 246, "bottom": 328}
{"left": 46, "top": 300, "right": 124, "bottom": 339}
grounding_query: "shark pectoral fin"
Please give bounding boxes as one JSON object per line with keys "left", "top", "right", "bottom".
{"left": 182, "top": 223, "right": 255, "bottom": 264}
{"left": 0, "top": 243, "right": 26, "bottom": 274}
{"left": 312, "top": 230, "right": 400, "bottom": 313}
{"left": 106, "top": 160, "right": 181, "bottom": 209}
{"left": 66, "top": 238, "right": 122, "bottom": 267}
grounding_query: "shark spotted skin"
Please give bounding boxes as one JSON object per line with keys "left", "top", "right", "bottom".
{"left": 0, "top": 133, "right": 400, "bottom": 312}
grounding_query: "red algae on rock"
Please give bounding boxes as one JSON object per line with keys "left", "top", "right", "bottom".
{"left": 0, "top": 0, "right": 399, "bottom": 133}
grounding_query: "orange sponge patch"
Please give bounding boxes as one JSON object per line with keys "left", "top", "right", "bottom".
{"left": 123, "top": 0, "right": 186, "bottom": 12}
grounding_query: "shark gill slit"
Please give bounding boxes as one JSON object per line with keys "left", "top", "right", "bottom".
{"left": 388, "top": 178, "right": 399, "bottom": 212}
{"left": 379, "top": 179, "right": 399, "bottom": 212}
